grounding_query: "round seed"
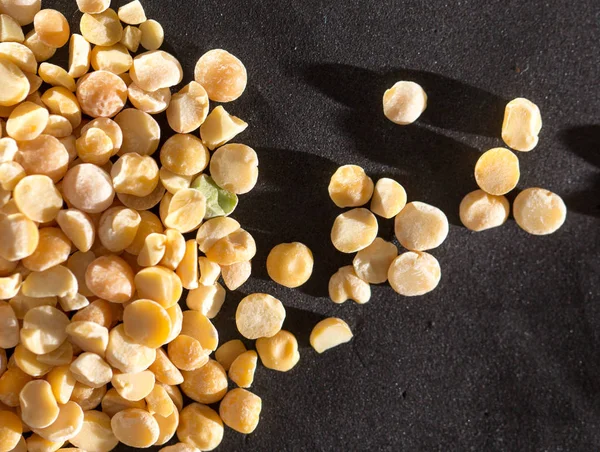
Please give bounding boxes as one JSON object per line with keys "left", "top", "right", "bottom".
{"left": 40, "top": 87, "right": 81, "bottom": 129}
{"left": 65, "top": 321, "right": 108, "bottom": 357}
{"left": 0, "top": 0, "right": 41, "bottom": 26}
{"left": 235, "top": 293, "right": 285, "bottom": 340}
{"left": 513, "top": 187, "right": 567, "bottom": 235}
{"left": 114, "top": 108, "right": 160, "bottom": 156}
{"left": 394, "top": 201, "right": 448, "bottom": 251}
{"left": 0, "top": 411, "right": 22, "bottom": 452}
{"left": 134, "top": 266, "right": 182, "bottom": 309}
{"left": 149, "top": 348, "right": 183, "bottom": 386}
{"left": 24, "top": 30, "right": 56, "bottom": 62}
{"left": 383, "top": 81, "right": 427, "bottom": 125}
{"left": 62, "top": 164, "right": 114, "bottom": 214}
{"left": 20, "top": 305, "right": 69, "bottom": 355}
{"left": 111, "top": 408, "right": 159, "bottom": 448}
{"left": 70, "top": 353, "right": 112, "bottom": 389}
{"left": 256, "top": 330, "right": 300, "bottom": 372}
{"left": 128, "top": 83, "right": 170, "bottom": 114}
{"left": 138, "top": 20, "right": 163, "bottom": 51}
{"left": 0, "top": 213, "right": 39, "bottom": 261}
{"left": 33, "top": 9, "right": 69, "bottom": 48}
{"left": 80, "top": 9, "right": 123, "bottom": 46}
{"left": 221, "top": 260, "right": 251, "bottom": 291}
{"left": 16, "top": 133, "right": 69, "bottom": 182}
{"left": 111, "top": 370, "right": 155, "bottom": 402}
{"left": 186, "top": 282, "right": 226, "bottom": 319}
{"left": 22, "top": 265, "right": 77, "bottom": 298}
{"left": 459, "top": 189, "right": 510, "bottom": 231}
{"left": 76, "top": 71, "right": 127, "bottom": 118}
{"left": 209, "top": 143, "right": 258, "bottom": 194}
{"left": 166, "top": 81, "right": 209, "bottom": 134}
{"left": 331, "top": 208, "right": 378, "bottom": 253}
{"left": 121, "top": 25, "right": 142, "bottom": 53}
{"left": 39, "top": 64, "right": 76, "bottom": 92}
{"left": 0, "top": 60, "right": 29, "bottom": 107}
{"left": 130, "top": 50, "right": 183, "bottom": 93}
{"left": 160, "top": 134, "right": 209, "bottom": 176}
{"left": 180, "top": 359, "right": 227, "bottom": 404}
{"left": 167, "top": 335, "right": 208, "bottom": 372}
{"left": 219, "top": 388, "right": 261, "bottom": 434}
{"left": 205, "top": 228, "right": 256, "bottom": 266}
{"left": 328, "top": 165, "right": 374, "bottom": 208}
{"left": 6, "top": 102, "right": 49, "bottom": 141}
{"left": 474, "top": 147, "right": 520, "bottom": 196}
{"left": 85, "top": 255, "right": 135, "bottom": 303}
{"left": 0, "top": 301, "right": 19, "bottom": 348}
{"left": 176, "top": 404, "right": 223, "bottom": 451}
{"left": 13, "top": 176, "right": 63, "bottom": 223}
{"left": 56, "top": 209, "right": 95, "bottom": 252}
{"left": 19, "top": 380, "right": 59, "bottom": 429}
{"left": 32, "top": 401, "right": 83, "bottom": 443}
{"left": 352, "top": 237, "right": 398, "bottom": 284}
{"left": 160, "top": 189, "right": 206, "bottom": 234}
{"left": 200, "top": 105, "right": 247, "bottom": 150}
{"left": 266, "top": 242, "right": 313, "bottom": 288}
{"left": 502, "top": 97, "right": 542, "bottom": 152}
{"left": 101, "top": 388, "right": 146, "bottom": 417}
{"left": 196, "top": 217, "right": 240, "bottom": 253}
{"left": 370, "top": 178, "right": 407, "bottom": 219}
{"left": 388, "top": 251, "right": 441, "bottom": 296}
{"left": 228, "top": 350, "right": 257, "bottom": 388}
{"left": 106, "top": 324, "right": 156, "bottom": 374}
{"left": 194, "top": 49, "right": 247, "bottom": 103}
{"left": 124, "top": 299, "right": 171, "bottom": 348}
{"left": 69, "top": 410, "right": 117, "bottom": 452}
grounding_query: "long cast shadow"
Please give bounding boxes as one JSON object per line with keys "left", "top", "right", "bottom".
{"left": 302, "top": 63, "right": 507, "bottom": 138}
{"left": 235, "top": 147, "right": 347, "bottom": 298}
{"left": 300, "top": 63, "right": 496, "bottom": 225}
{"left": 561, "top": 125, "right": 600, "bottom": 218}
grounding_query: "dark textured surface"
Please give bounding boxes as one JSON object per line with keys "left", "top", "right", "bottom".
{"left": 51, "top": 0, "right": 600, "bottom": 450}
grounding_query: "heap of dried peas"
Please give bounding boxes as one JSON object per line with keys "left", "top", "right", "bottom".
{"left": 0, "top": 0, "right": 567, "bottom": 451}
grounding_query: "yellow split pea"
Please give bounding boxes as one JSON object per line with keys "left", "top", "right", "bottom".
{"left": 266, "top": 242, "right": 313, "bottom": 288}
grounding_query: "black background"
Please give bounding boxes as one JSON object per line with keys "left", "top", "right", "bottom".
{"left": 51, "top": 0, "right": 600, "bottom": 450}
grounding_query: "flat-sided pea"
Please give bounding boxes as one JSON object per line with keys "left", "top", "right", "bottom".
{"left": 388, "top": 251, "right": 441, "bottom": 296}
{"left": 200, "top": 105, "right": 248, "bottom": 150}
{"left": 56, "top": 209, "right": 95, "bottom": 252}
{"left": 62, "top": 164, "right": 114, "bottom": 214}
{"left": 111, "top": 408, "right": 159, "bottom": 448}
{"left": 0, "top": 60, "right": 29, "bottom": 107}
{"left": 214, "top": 339, "right": 246, "bottom": 372}
{"left": 24, "top": 30, "right": 56, "bottom": 63}
{"left": 22, "top": 265, "right": 78, "bottom": 298}
{"left": 80, "top": 9, "right": 123, "bottom": 47}
{"left": 106, "top": 324, "right": 156, "bottom": 374}
{"left": 383, "top": 81, "right": 427, "bottom": 125}
{"left": 329, "top": 266, "right": 371, "bottom": 304}
{"left": 6, "top": 102, "right": 49, "bottom": 141}
{"left": 459, "top": 189, "right": 510, "bottom": 231}
{"left": 67, "top": 34, "right": 90, "bottom": 78}
{"left": 111, "top": 370, "right": 155, "bottom": 402}
{"left": 114, "top": 108, "right": 160, "bottom": 156}
{"left": 128, "top": 83, "right": 170, "bottom": 114}
{"left": 100, "top": 388, "right": 146, "bottom": 418}
{"left": 32, "top": 401, "right": 83, "bottom": 443}
{"left": 13, "top": 176, "right": 63, "bottom": 223}
{"left": 266, "top": 242, "right": 313, "bottom": 288}
{"left": 196, "top": 217, "right": 240, "bottom": 253}
{"left": 210, "top": 143, "right": 258, "bottom": 195}
{"left": 502, "top": 98, "right": 542, "bottom": 152}
{"left": 310, "top": 318, "right": 353, "bottom": 354}
{"left": 76, "top": 71, "right": 127, "bottom": 118}
{"left": 370, "top": 178, "right": 407, "bottom": 218}
{"left": 16, "top": 134, "right": 69, "bottom": 182}
{"left": 166, "top": 81, "right": 209, "bottom": 134}
{"left": 134, "top": 266, "right": 182, "bottom": 309}
{"left": 130, "top": 50, "right": 183, "bottom": 93}
{"left": 85, "top": 255, "right": 135, "bottom": 303}
{"left": 40, "top": 87, "right": 81, "bottom": 129}
{"left": 394, "top": 201, "right": 448, "bottom": 251}
{"left": 235, "top": 293, "right": 285, "bottom": 340}
{"left": 121, "top": 25, "right": 142, "bottom": 53}
{"left": 39, "top": 64, "right": 76, "bottom": 92}
{"left": 19, "top": 380, "right": 59, "bottom": 429}
{"left": 167, "top": 335, "right": 209, "bottom": 372}
{"left": 229, "top": 350, "right": 258, "bottom": 388}
{"left": 161, "top": 189, "right": 206, "bottom": 234}
{"left": 331, "top": 208, "right": 378, "bottom": 253}
{"left": 33, "top": 9, "right": 69, "bottom": 48}
{"left": 328, "top": 165, "right": 374, "bottom": 208}
{"left": 194, "top": 49, "right": 247, "bottom": 102}
{"left": 180, "top": 359, "right": 227, "bottom": 404}
{"left": 69, "top": 410, "right": 118, "bottom": 452}
{"left": 191, "top": 174, "right": 238, "bottom": 219}
{"left": 219, "top": 388, "right": 261, "bottom": 434}
{"left": 256, "top": 330, "right": 299, "bottom": 372}
{"left": 20, "top": 305, "right": 69, "bottom": 355}
{"left": 186, "top": 282, "right": 226, "bottom": 319}
{"left": 513, "top": 187, "right": 567, "bottom": 235}
{"left": 176, "top": 404, "right": 223, "bottom": 451}
{"left": 352, "top": 237, "right": 398, "bottom": 284}
{"left": 0, "top": 0, "right": 41, "bottom": 26}
{"left": 205, "top": 228, "right": 256, "bottom": 266}
{"left": 474, "top": 147, "right": 520, "bottom": 196}
{"left": 124, "top": 299, "right": 171, "bottom": 348}
{"left": 138, "top": 20, "right": 163, "bottom": 51}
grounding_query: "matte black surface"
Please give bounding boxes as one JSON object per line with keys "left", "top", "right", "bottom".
{"left": 53, "top": 0, "right": 600, "bottom": 450}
